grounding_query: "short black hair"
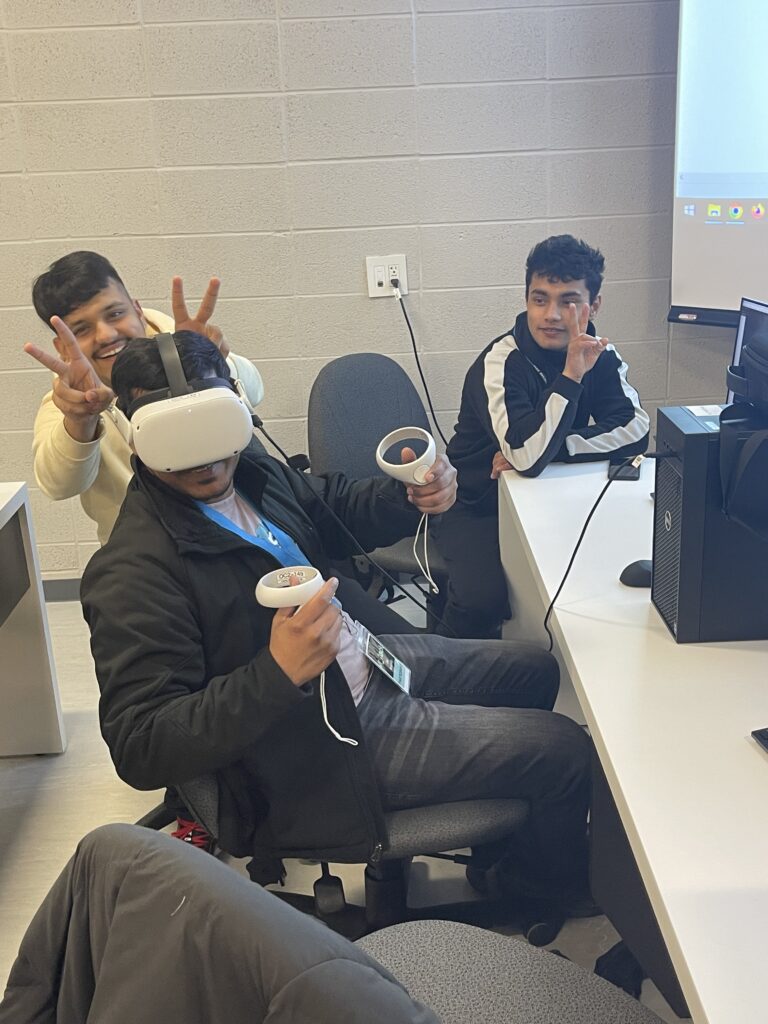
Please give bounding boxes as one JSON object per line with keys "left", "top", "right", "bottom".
{"left": 525, "top": 235, "right": 605, "bottom": 303}
{"left": 111, "top": 331, "right": 231, "bottom": 418}
{"left": 32, "top": 251, "right": 129, "bottom": 326}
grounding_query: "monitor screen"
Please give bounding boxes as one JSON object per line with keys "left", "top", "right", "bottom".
{"left": 726, "top": 297, "right": 768, "bottom": 403}
{"left": 670, "top": 0, "right": 768, "bottom": 325}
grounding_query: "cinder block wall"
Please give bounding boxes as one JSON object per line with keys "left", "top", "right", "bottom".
{"left": 0, "top": 0, "right": 731, "bottom": 577}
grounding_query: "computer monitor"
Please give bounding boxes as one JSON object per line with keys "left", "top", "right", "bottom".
{"left": 726, "top": 297, "right": 768, "bottom": 403}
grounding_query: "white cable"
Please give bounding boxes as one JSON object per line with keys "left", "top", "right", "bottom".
{"left": 412, "top": 513, "right": 439, "bottom": 595}
{"left": 319, "top": 671, "right": 358, "bottom": 747}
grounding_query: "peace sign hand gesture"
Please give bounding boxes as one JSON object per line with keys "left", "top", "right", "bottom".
{"left": 171, "top": 276, "right": 229, "bottom": 359}
{"left": 562, "top": 302, "right": 606, "bottom": 384}
{"left": 24, "top": 317, "right": 114, "bottom": 443}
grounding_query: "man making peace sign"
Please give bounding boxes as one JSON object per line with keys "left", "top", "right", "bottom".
{"left": 435, "top": 234, "right": 651, "bottom": 640}
{"left": 24, "top": 251, "right": 264, "bottom": 545}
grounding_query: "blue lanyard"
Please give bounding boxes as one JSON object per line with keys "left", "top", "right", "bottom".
{"left": 197, "top": 494, "right": 310, "bottom": 567}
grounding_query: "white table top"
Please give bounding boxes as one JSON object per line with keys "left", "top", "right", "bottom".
{"left": 499, "top": 461, "right": 768, "bottom": 1024}
{"left": 0, "top": 482, "right": 26, "bottom": 529}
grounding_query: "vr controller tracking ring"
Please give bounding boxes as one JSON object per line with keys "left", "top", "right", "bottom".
{"left": 376, "top": 427, "right": 436, "bottom": 486}
{"left": 254, "top": 566, "right": 324, "bottom": 608}
{"left": 375, "top": 427, "right": 440, "bottom": 595}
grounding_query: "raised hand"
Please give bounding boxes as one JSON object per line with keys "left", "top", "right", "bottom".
{"left": 269, "top": 577, "right": 342, "bottom": 686}
{"left": 24, "top": 317, "right": 114, "bottom": 442}
{"left": 563, "top": 302, "right": 606, "bottom": 384}
{"left": 401, "top": 447, "right": 457, "bottom": 515}
{"left": 171, "top": 276, "right": 229, "bottom": 359}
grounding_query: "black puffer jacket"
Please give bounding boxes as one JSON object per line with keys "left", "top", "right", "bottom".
{"left": 81, "top": 451, "right": 423, "bottom": 865}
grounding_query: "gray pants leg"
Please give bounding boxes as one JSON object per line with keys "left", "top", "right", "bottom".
{"left": 357, "top": 635, "right": 590, "bottom": 888}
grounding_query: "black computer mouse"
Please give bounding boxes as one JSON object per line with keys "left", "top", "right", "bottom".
{"left": 619, "top": 559, "right": 653, "bottom": 588}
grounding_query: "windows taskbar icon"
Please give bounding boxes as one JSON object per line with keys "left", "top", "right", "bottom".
{"left": 698, "top": 202, "right": 765, "bottom": 221}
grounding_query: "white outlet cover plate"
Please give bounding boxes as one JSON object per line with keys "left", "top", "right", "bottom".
{"left": 365, "top": 254, "right": 408, "bottom": 298}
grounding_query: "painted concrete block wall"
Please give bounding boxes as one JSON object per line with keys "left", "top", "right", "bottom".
{"left": 0, "top": 0, "right": 731, "bottom": 577}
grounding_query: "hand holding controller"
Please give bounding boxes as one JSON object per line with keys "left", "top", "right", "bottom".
{"left": 257, "top": 569, "right": 356, "bottom": 746}
{"left": 257, "top": 569, "right": 341, "bottom": 688}
{"left": 375, "top": 428, "right": 452, "bottom": 595}
{"left": 376, "top": 427, "right": 436, "bottom": 485}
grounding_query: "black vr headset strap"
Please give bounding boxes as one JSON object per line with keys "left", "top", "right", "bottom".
{"left": 155, "top": 332, "right": 193, "bottom": 397}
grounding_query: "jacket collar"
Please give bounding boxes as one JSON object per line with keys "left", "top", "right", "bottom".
{"left": 131, "top": 451, "right": 273, "bottom": 556}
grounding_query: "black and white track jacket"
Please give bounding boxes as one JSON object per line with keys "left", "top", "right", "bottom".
{"left": 447, "top": 312, "right": 650, "bottom": 512}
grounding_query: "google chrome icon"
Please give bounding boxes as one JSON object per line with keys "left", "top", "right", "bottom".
{"left": 752, "top": 203, "right": 765, "bottom": 219}
{"left": 729, "top": 204, "right": 744, "bottom": 219}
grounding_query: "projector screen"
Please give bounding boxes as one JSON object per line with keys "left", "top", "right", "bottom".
{"left": 670, "top": 0, "right": 768, "bottom": 326}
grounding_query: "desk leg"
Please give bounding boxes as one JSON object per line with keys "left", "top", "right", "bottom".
{"left": 590, "top": 751, "right": 690, "bottom": 1019}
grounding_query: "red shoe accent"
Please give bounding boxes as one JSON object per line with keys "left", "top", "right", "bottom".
{"left": 171, "top": 817, "right": 216, "bottom": 853}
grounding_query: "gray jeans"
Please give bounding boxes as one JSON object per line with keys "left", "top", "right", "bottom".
{"left": 356, "top": 634, "right": 590, "bottom": 889}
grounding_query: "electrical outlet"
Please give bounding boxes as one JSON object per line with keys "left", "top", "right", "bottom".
{"left": 365, "top": 254, "right": 408, "bottom": 298}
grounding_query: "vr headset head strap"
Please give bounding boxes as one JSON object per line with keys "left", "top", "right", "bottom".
{"left": 126, "top": 376, "right": 234, "bottom": 418}
{"left": 156, "top": 332, "right": 193, "bottom": 398}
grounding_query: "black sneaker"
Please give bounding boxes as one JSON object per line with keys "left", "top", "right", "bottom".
{"left": 490, "top": 861, "right": 602, "bottom": 919}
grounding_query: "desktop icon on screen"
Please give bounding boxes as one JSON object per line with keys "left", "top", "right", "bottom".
{"left": 729, "top": 204, "right": 744, "bottom": 219}
{"left": 752, "top": 203, "right": 765, "bottom": 219}
{"left": 707, "top": 203, "right": 722, "bottom": 218}
{"left": 683, "top": 203, "right": 696, "bottom": 216}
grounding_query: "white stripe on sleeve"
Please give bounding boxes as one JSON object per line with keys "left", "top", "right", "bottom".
{"left": 483, "top": 336, "right": 571, "bottom": 471}
{"left": 564, "top": 346, "right": 650, "bottom": 456}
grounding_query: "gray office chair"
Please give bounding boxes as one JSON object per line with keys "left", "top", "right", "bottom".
{"left": 362, "top": 920, "right": 664, "bottom": 1024}
{"left": 307, "top": 353, "right": 449, "bottom": 625}
{"left": 169, "top": 774, "right": 553, "bottom": 941}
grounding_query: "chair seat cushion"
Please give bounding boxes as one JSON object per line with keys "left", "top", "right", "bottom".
{"left": 370, "top": 535, "right": 447, "bottom": 580}
{"left": 359, "top": 919, "right": 664, "bottom": 1024}
{"left": 383, "top": 799, "right": 529, "bottom": 860}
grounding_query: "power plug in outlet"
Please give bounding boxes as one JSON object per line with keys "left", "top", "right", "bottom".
{"left": 365, "top": 254, "right": 408, "bottom": 298}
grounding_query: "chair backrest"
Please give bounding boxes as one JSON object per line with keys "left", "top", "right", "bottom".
{"left": 177, "top": 775, "right": 220, "bottom": 838}
{"left": 308, "top": 354, "right": 431, "bottom": 478}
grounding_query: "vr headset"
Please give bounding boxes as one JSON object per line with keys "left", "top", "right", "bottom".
{"left": 107, "top": 333, "right": 255, "bottom": 473}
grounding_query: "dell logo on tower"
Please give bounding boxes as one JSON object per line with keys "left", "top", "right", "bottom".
{"left": 664, "top": 510, "right": 673, "bottom": 532}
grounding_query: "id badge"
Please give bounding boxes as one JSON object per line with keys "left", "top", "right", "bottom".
{"left": 354, "top": 622, "right": 411, "bottom": 694}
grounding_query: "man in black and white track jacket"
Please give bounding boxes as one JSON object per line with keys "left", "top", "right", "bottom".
{"left": 435, "top": 235, "right": 650, "bottom": 640}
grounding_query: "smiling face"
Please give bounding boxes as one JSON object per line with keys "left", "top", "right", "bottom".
{"left": 525, "top": 273, "right": 601, "bottom": 351}
{"left": 54, "top": 278, "right": 147, "bottom": 386}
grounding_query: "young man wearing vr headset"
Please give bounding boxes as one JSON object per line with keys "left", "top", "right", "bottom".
{"left": 80, "top": 328, "right": 593, "bottom": 915}
{"left": 436, "top": 235, "right": 651, "bottom": 640}
{"left": 24, "top": 251, "right": 265, "bottom": 545}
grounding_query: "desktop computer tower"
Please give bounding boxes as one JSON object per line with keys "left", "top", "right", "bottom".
{"left": 651, "top": 405, "right": 768, "bottom": 642}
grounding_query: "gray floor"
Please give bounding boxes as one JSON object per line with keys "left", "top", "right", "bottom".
{"left": 0, "top": 600, "right": 684, "bottom": 1021}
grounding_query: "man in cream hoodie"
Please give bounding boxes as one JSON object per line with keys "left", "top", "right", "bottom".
{"left": 25, "top": 251, "right": 265, "bottom": 545}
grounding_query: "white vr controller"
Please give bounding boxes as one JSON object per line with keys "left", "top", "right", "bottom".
{"left": 254, "top": 565, "right": 357, "bottom": 748}
{"left": 375, "top": 427, "right": 436, "bottom": 486}
{"left": 255, "top": 566, "right": 324, "bottom": 608}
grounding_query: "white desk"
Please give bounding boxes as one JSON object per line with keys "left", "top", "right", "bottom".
{"left": 499, "top": 461, "right": 768, "bottom": 1024}
{"left": 0, "top": 482, "right": 66, "bottom": 755}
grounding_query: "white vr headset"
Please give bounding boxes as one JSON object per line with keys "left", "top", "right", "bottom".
{"left": 106, "top": 333, "right": 254, "bottom": 473}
